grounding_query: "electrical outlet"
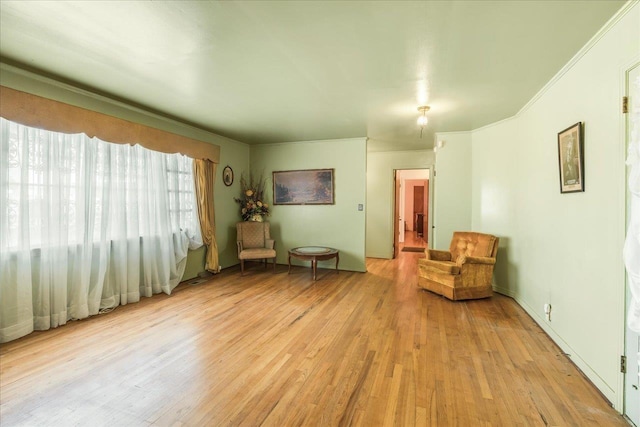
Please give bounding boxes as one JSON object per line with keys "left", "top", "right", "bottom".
{"left": 544, "top": 303, "right": 552, "bottom": 321}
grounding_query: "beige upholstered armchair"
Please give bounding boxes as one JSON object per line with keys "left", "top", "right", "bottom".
{"left": 418, "top": 231, "right": 499, "bottom": 300}
{"left": 236, "top": 222, "right": 276, "bottom": 275}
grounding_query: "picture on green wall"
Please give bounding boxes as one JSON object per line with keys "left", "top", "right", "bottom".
{"left": 273, "top": 169, "right": 334, "bottom": 205}
{"left": 557, "top": 122, "right": 584, "bottom": 193}
{"left": 222, "top": 165, "right": 233, "bottom": 186}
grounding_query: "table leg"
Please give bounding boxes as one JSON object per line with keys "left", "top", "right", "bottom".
{"left": 288, "top": 254, "right": 291, "bottom": 275}
{"left": 312, "top": 259, "right": 317, "bottom": 281}
{"left": 336, "top": 253, "right": 339, "bottom": 274}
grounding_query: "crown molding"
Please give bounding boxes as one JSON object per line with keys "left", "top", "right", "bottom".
{"left": 0, "top": 61, "right": 247, "bottom": 147}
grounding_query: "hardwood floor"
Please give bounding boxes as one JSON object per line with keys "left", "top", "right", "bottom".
{"left": 0, "top": 252, "right": 627, "bottom": 426}
{"left": 401, "top": 230, "right": 428, "bottom": 249}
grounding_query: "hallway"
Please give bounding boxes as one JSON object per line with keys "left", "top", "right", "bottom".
{"left": 401, "top": 230, "right": 428, "bottom": 251}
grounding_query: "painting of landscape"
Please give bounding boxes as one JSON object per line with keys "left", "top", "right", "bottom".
{"left": 273, "top": 169, "right": 334, "bottom": 205}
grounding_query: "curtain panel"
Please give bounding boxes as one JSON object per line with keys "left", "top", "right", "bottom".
{"left": 0, "top": 86, "right": 220, "bottom": 163}
{"left": 0, "top": 118, "right": 202, "bottom": 343}
{"left": 194, "top": 159, "right": 219, "bottom": 272}
{"left": 626, "top": 75, "right": 640, "bottom": 333}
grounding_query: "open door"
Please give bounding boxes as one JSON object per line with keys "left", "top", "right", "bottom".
{"left": 393, "top": 170, "right": 400, "bottom": 259}
{"left": 414, "top": 185, "right": 424, "bottom": 236}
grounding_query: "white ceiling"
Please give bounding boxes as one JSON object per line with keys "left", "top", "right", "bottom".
{"left": 0, "top": 1, "right": 626, "bottom": 151}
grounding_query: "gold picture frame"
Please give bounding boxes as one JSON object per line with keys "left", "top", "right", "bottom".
{"left": 273, "top": 169, "right": 334, "bottom": 205}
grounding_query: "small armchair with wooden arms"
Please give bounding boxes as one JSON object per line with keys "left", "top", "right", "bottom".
{"left": 236, "top": 222, "right": 276, "bottom": 275}
{"left": 417, "top": 231, "right": 499, "bottom": 300}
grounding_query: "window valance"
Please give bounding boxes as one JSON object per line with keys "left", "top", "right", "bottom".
{"left": 0, "top": 85, "right": 220, "bottom": 163}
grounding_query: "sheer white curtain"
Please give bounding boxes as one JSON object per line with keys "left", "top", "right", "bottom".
{"left": 0, "top": 118, "right": 202, "bottom": 343}
{"left": 626, "top": 74, "right": 640, "bottom": 333}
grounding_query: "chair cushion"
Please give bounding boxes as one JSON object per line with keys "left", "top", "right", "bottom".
{"left": 418, "top": 259, "right": 460, "bottom": 275}
{"left": 449, "top": 232, "right": 497, "bottom": 260}
{"left": 239, "top": 248, "right": 276, "bottom": 260}
{"left": 240, "top": 222, "right": 267, "bottom": 249}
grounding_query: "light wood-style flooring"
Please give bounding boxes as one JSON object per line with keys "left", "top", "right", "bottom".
{"left": 402, "top": 230, "right": 428, "bottom": 249}
{"left": 0, "top": 249, "right": 627, "bottom": 426}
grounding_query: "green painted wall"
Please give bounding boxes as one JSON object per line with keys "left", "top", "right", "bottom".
{"left": 433, "top": 132, "right": 472, "bottom": 250}
{"left": 212, "top": 142, "right": 250, "bottom": 274}
{"left": 366, "top": 150, "right": 435, "bottom": 259}
{"left": 470, "top": 3, "right": 638, "bottom": 408}
{"left": 250, "top": 138, "right": 367, "bottom": 272}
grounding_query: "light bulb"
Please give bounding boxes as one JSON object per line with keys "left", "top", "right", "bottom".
{"left": 417, "top": 115, "right": 428, "bottom": 126}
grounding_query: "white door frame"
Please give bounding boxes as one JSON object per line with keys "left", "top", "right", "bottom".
{"left": 393, "top": 168, "right": 433, "bottom": 249}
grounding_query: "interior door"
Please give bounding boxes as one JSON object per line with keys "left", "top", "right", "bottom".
{"left": 625, "top": 61, "right": 640, "bottom": 427}
{"left": 393, "top": 170, "right": 400, "bottom": 259}
{"left": 424, "top": 179, "right": 429, "bottom": 243}
{"left": 414, "top": 185, "right": 424, "bottom": 235}
{"left": 428, "top": 172, "right": 434, "bottom": 247}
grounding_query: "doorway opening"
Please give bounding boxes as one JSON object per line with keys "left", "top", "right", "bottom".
{"left": 393, "top": 168, "right": 431, "bottom": 258}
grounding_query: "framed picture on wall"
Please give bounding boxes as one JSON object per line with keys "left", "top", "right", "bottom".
{"left": 557, "top": 122, "right": 584, "bottom": 193}
{"left": 222, "top": 165, "right": 234, "bottom": 186}
{"left": 273, "top": 169, "right": 334, "bottom": 205}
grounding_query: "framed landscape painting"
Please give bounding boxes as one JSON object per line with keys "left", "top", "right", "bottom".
{"left": 273, "top": 169, "right": 334, "bottom": 205}
{"left": 557, "top": 122, "right": 584, "bottom": 193}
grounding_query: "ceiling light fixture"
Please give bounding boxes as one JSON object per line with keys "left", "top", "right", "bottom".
{"left": 417, "top": 106, "right": 430, "bottom": 138}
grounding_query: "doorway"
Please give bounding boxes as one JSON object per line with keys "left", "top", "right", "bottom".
{"left": 393, "top": 168, "right": 432, "bottom": 258}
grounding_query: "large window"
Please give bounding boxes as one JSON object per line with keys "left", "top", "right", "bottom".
{"left": 167, "top": 155, "right": 200, "bottom": 239}
{"left": 0, "top": 117, "right": 202, "bottom": 343}
{"left": 2, "top": 119, "right": 201, "bottom": 248}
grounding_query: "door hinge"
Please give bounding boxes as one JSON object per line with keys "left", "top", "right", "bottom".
{"left": 623, "top": 96, "right": 628, "bottom": 114}
{"left": 433, "top": 170, "right": 436, "bottom": 177}
{"left": 621, "top": 355, "right": 627, "bottom": 373}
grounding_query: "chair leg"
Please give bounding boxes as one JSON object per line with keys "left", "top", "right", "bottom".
{"left": 240, "top": 259, "right": 244, "bottom": 276}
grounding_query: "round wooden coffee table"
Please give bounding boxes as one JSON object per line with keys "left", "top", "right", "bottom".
{"left": 288, "top": 246, "right": 339, "bottom": 281}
